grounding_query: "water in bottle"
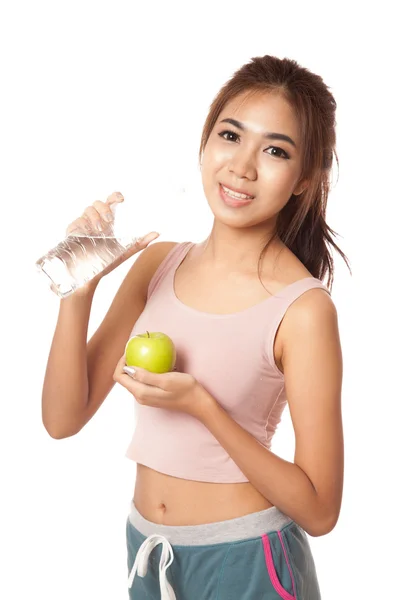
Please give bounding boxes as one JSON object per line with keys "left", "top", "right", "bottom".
{"left": 35, "top": 203, "right": 138, "bottom": 299}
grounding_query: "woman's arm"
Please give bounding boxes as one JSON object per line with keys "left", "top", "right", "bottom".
{"left": 199, "top": 288, "right": 344, "bottom": 537}
{"left": 42, "top": 241, "right": 178, "bottom": 439}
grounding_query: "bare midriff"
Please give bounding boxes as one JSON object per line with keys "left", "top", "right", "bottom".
{"left": 133, "top": 464, "right": 275, "bottom": 525}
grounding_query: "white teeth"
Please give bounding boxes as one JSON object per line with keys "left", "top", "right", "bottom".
{"left": 222, "top": 185, "right": 253, "bottom": 200}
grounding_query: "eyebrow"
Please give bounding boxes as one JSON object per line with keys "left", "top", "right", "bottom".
{"left": 219, "top": 118, "right": 297, "bottom": 149}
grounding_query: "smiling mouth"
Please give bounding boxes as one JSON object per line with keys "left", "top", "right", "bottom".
{"left": 219, "top": 184, "right": 254, "bottom": 207}
{"left": 220, "top": 183, "right": 254, "bottom": 200}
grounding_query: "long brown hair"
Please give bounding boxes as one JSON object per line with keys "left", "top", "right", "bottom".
{"left": 199, "top": 55, "right": 351, "bottom": 290}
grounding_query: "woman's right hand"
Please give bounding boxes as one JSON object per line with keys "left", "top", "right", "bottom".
{"left": 64, "top": 191, "right": 160, "bottom": 295}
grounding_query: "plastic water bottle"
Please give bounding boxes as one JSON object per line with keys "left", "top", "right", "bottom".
{"left": 35, "top": 200, "right": 139, "bottom": 299}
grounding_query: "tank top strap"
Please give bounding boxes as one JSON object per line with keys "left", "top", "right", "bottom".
{"left": 264, "top": 277, "right": 331, "bottom": 377}
{"left": 147, "top": 241, "right": 194, "bottom": 300}
{"left": 276, "top": 276, "right": 331, "bottom": 302}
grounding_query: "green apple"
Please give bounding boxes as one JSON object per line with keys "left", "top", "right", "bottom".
{"left": 125, "top": 331, "right": 176, "bottom": 373}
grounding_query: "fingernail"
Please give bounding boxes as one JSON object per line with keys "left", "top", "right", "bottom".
{"left": 96, "top": 221, "right": 102, "bottom": 231}
{"left": 104, "top": 212, "right": 113, "bottom": 222}
{"left": 123, "top": 366, "right": 136, "bottom": 377}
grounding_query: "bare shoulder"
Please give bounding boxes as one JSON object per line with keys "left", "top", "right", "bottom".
{"left": 141, "top": 240, "right": 180, "bottom": 264}
{"left": 100, "top": 240, "right": 180, "bottom": 307}
{"left": 277, "top": 283, "right": 337, "bottom": 365}
{"left": 132, "top": 240, "right": 180, "bottom": 284}
{"left": 282, "top": 284, "right": 337, "bottom": 339}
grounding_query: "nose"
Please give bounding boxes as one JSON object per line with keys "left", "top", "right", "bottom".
{"left": 228, "top": 148, "right": 257, "bottom": 181}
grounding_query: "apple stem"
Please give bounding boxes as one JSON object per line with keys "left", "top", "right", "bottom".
{"left": 146, "top": 330, "right": 150, "bottom": 338}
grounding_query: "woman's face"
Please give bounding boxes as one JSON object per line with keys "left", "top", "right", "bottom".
{"left": 201, "top": 90, "right": 306, "bottom": 231}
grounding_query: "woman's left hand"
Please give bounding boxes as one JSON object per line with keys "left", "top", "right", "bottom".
{"left": 113, "top": 355, "right": 210, "bottom": 421}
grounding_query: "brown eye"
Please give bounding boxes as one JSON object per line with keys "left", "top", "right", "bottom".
{"left": 219, "top": 130, "right": 240, "bottom": 142}
{"left": 266, "top": 146, "right": 290, "bottom": 159}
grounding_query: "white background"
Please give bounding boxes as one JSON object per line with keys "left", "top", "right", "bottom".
{"left": 1, "top": 1, "right": 399, "bottom": 598}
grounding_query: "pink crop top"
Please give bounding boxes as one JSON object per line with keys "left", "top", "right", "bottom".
{"left": 125, "top": 241, "right": 331, "bottom": 483}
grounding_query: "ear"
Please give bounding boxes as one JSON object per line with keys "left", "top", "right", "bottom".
{"left": 293, "top": 178, "right": 309, "bottom": 196}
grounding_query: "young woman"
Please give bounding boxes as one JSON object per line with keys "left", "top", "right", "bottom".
{"left": 42, "top": 54, "right": 349, "bottom": 599}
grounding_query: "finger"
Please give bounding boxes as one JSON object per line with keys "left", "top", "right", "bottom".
{"left": 130, "top": 366, "right": 169, "bottom": 390}
{"left": 123, "top": 366, "right": 136, "bottom": 377}
{"left": 66, "top": 217, "right": 92, "bottom": 235}
{"left": 106, "top": 191, "right": 124, "bottom": 205}
{"left": 135, "top": 232, "right": 160, "bottom": 246}
{"left": 116, "top": 370, "right": 168, "bottom": 401}
{"left": 82, "top": 206, "right": 104, "bottom": 232}
{"left": 109, "top": 232, "right": 161, "bottom": 266}
{"left": 115, "top": 354, "right": 167, "bottom": 389}
{"left": 92, "top": 200, "right": 114, "bottom": 224}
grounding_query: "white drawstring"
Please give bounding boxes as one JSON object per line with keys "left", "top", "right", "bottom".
{"left": 128, "top": 533, "right": 176, "bottom": 599}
